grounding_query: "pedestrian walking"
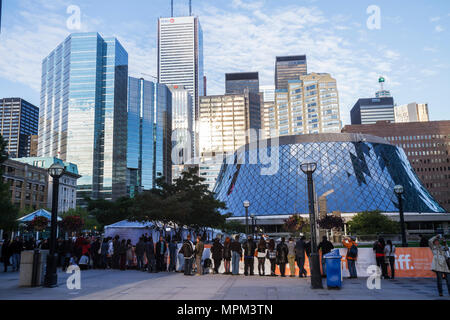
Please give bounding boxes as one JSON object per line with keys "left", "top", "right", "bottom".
{"left": 257, "top": 238, "right": 267, "bottom": 276}
{"left": 429, "top": 234, "right": 450, "bottom": 297}
{"left": 231, "top": 235, "right": 242, "bottom": 275}
{"left": 194, "top": 236, "right": 204, "bottom": 275}
{"left": 384, "top": 240, "right": 396, "bottom": 279}
{"left": 211, "top": 238, "right": 223, "bottom": 274}
{"left": 243, "top": 235, "right": 256, "bottom": 276}
{"left": 276, "top": 237, "right": 289, "bottom": 277}
{"left": 223, "top": 237, "right": 232, "bottom": 274}
{"left": 342, "top": 236, "right": 358, "bottom": 279}
{"left": 287, "top": 238, "right": 296, "bottom": 277}
{"left": 181, "top": 235, "right": 194, "bottom": 276}
{"left": 295, "top": 236, "right": 308, "bottom": 278}
{"left": 267, "top": 239, "right": 277, "bottom": 276}
{"left": 318, "top": 236, "right": 334, "bottom": 277}
{"left": 373, "top": 237, "right": 388, "bottom": 279}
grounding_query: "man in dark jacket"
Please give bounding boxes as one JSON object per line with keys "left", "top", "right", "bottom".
{"left": 243, "top": 236, "right": 256, "bottom": 276}
{"left": 135, "top": 237, "right": 146, "bottom": 271}
{"left": 230, "top": 235, "right": 242, "bottom": 275}
{"left": 10, "top": 237, "right": 23, "bottom": 272}
{"left": 295, "top": 236, "right": 308, "bottom": 277}
{"left": 211, "top": 238, "right": 223, "bottom": 274}
{"left": 1, "top": 238, "right": 11, "bottom": 272}
{"left": 145, "top": 237, "right": 156, "bottom": 273}
{"left": 276, "top": 237, "right": 289, "bottom": 277}
{"left": 181, "top": 235, "right": 194, "bottom": 276}
{"left": 168, "top": 239, "right": 178, "bottom": 272}
{"left": 91, "top": 238, "right": 101, "bottom": 269}
{"left": 318, "top": 236, "right": 334, "bottom": 277}
{"left": 112, "top": 236, "right": 120, "bottom": 269}
{"left": 155, "top": 236, "right": 167, "bottom": 272}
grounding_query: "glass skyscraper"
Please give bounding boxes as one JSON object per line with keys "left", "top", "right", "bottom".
{"left": 38, "top": 33, "right": 129, "bottom": 202}
{"left": 225, "top": 72, "right": 260, "bottom": 95}
{"left": 127, "top": 77, "right": 172, "bottom": 196}
{"left": 158, "top": 16, "right": 204, "bottom": 156}
{"left": 0, "top": 98, "right": 39, "bottom": 158}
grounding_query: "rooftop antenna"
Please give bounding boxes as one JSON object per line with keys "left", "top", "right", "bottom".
{"left": 171, "top": 0, "right": 173, "bottom": 17}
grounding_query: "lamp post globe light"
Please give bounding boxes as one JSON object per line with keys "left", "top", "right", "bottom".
{"left": 300, "top": 160, "right": 323, "bottom": 289}
{"left": 243, "top": 200, "right": 250, "bottom": 236}
{"left": 44, "top": 162, "right": 65, "bottom": 288}
{"left": 394, "top": 185, "right": 408, "bottom": 247}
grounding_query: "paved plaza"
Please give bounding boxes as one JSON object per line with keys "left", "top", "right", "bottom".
{"left": 0, "top": 270, "right": 448, "bottom": 300}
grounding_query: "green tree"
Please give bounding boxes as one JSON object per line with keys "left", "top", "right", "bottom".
{"left": 87, "top": 197, "right": 132, "bottom": 229}
{"left": 348, "top": 210, "right": 400, "bottom": 235}
{"left": 0, "top": 135, "right": 18, "bottom": 232}
{"left": 221, "top": 219, "right": 246, "bottom": 234}
{"left": 62, "top": 207, "right": 100, "bottom": 232}
{"left": 283, "top": 214, "right": 310, "bottom": 237}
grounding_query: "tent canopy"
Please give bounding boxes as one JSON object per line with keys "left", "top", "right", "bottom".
{"left": 18, "top": 209, "right": 62, "bottom": 222}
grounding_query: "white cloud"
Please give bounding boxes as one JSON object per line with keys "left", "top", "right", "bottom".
{"left": 430, "top": 16, "right": 440, "bottom": 22}
{"left": 435, "top": 25, "right": 444, "bottom": 32}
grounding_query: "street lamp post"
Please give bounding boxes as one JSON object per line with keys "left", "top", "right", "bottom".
{"left": 300, "top": 160, "right": 323, "bottom": 289}
{"left": 394, "top": 185, "right": 408, "bottom": 247}
{"left": 44, "top": 163, "right": 65, "bottom": 288}
{"left": 250, "top": 214, "right": 255, "bottom": 238}
{"left": 243, "top": 200, "right": 250, "bottom": 236}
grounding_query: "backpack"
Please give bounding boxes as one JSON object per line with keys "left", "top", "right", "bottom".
{"left": 348, "top": 244, "right": 358, "bottom": 258}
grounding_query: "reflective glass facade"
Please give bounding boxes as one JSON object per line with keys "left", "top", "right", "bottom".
{"left": 351, "top": 97, "right": 395, "bottom": 125}
{"left": 127, "top": 77, "right": 172, "bottom": 195}
{"left": 275, "top": 55, "right": 307, "bottom": 90}
{"left": 39, "top": 33, "right": 128, "bottom": 202}
{"left": 214, "top": 134, "right": 445, "bottom": 217}
{"left": 225, "top": 72, "right": 260, "bottom": 95}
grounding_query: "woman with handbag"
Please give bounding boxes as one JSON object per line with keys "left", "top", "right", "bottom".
{"left": 429, "top": 234, "right": 450, "bottom": 297}
{"left": 257, "top": 238, "right": 267, "bottom": 276}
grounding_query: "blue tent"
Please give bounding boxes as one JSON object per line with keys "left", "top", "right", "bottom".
{"left": 18, "top": 209, "right": 62, "bottom": 222}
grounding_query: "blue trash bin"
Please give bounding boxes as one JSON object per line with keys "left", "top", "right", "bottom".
{"left": 324, "top": 249, "right": 342, "bottom": 289}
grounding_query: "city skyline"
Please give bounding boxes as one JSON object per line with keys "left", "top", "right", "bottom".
{"left": 0, "top": 0, "right": 448, "bottom": 126}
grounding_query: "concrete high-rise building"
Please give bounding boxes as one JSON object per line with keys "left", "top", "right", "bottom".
{"left": 29, "top": 135, "right": 39, "bottom": 157}
{"left": 275, "top": 55, "right": 307, "bottom": 90}
{"left": 127, "top": 77, "right": 172, "bottom": 197}
{"left": 259, "top": 85, "right": 275, "bottom": 140}
{"left": 38, "top": 33, "right": 129, "bottom": 202}
{"left": 395, "top": 103, "right": 430, "bottom": 123}
{"left": 225, "top": 72, "right": 260, "bottom": 95}
{"left": 342, "top": 121, "right": 450, "bottom": 212}
{"left": 350, "top": 97, "right": 395, "bottom": 125}
{"left": 168, "top": 85, "right": 193, "bottom": 182}
{"left": 198, "top": 92, "right": 261, "bottom": 190}
{"left": 158, "top": 16, "right": 203, "bottom": 156}
{"left": 0, "top": 98, "right": 39, "bottom": 158}
{"left": 270, "top": 73, "right": 341, "bottom": 137}
{"left": 260, "top": 85, "right": 275, "bottom": 103}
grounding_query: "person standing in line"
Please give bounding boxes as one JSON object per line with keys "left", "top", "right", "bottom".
{"left": 342, "top": 236, "right": 358, "bottom": 279}
{"left": 168, "top": 238, "right": 178, "bottom": 272}
{"left": 107, "top": 237, "right": 114, "bottom": 269}
{"left": 287, "top": 238, "right": 296, "bottom": 277}
{"left": 181, "top": 235, "right": 194, "bottom": 276}
{"left": 145, "top": 236, "right": 156, "bottom": 273}
{"left": 257, "top": 238, "right": 267, "bottom": 276}
{"left": 155, "top": 236, "right": 167, "bottom": 272}
{"left": 276, "top": 237, "right": 289, "bottom": 277}
{"left": 373, "top": 237, "right": 388, "bottom": 279}
{"left": 295, "top": 236, "right": 308, "bottom": 278}
{"left": 243, "top": 235, "right": 256, "bottom": 276}
{"left": 100, "top": 237, "right": 108, "bottom": 269}
{"left": 10, "top": 237, "right": 23, "bottom": 272}
{"left": 419, "top": 234, "right": 429, "bottom": 247}
{"left": 267, "top": 239, "right": 277, "bottom": 277}
{"left": 384, "top": 240, "right": 396, "bottom": 279}
{"left": 135, "top": 237, "right": 146, "bottom": 271}
{"left": 223, "top": 237, "right": 232, "bottom": 274}
{"left": 429, "top": 234, "right": 450, "bottom": 297}
{"left": 118, "top": 239, "right": 127, "bottom": 271}
{"left": 211, "top": 238, "right": 223, "bottom": 274}
{"left": 1, "top": 238, "right": 11, "bottom": 272}
{"left": 112, "top": 235, "right": 120, "bottom": 269}
{"left": 230, "top": 235, "right": 242, "bottom": 275}
{"left": 126, "top": 239, "right": 133, "bottom": 269}
{"left": 91, "top": 238, "right": 101, "bottom": 269}
{"left": 318, "top": 236, "right": 334, "bottom": 277}
{"left": 194, "top": 236, "right": 204, "bottom": 275}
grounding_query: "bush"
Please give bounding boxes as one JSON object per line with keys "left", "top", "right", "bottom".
{"left": 348, "top": 210, "right": 400, "bottom": 235}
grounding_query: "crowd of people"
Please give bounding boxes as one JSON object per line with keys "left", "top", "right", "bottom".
{"left": 1, "top": 232, "right": 448, "bottom": 296}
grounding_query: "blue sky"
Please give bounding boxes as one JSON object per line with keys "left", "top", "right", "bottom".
{"left": 0, "top": 0, "right": 449, "bottom": 125}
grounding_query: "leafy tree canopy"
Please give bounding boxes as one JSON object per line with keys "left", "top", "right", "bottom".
{"left": 348, "top": 210, "right": 400, "bottom": 235}
{"left": 0, "top": 135, "right": 18, "bottom": 232}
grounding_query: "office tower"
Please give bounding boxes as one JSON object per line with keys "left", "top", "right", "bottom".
{"left": 28, "top": 135, "right": 39, "bottom": 157}
{"left": 350, "top": 97, "right": 395, "bottom": 125}
{"left": 275, "top": 55, "right": 307, "bottom": 90}
{"left": 395, "top": 103, "right": 430, "bottom": 123}
{"left": 270, "top": 73, "right": 341, "bottom": 137}
{"left": 127, "top": 77, "right": 172, "bottom": 197}
{"left": 12, "top": 157, "right": 80, "bottom": 213}
{"left": 198, "top": 92, "right": 261, "bottom": 190}
{"left": 225, "top": 72, "right": 260, "bottom": 94}
{"left": 260, "top": 85, "right": 275, "bottom": 140}
{"left": 0, "top": 98, "right": 39, "bottom": 158}
{"left": 375, "top": 76, "right": 392, "bottom": 98}
{"left": 168, "top": 85, "right": 193, "bottom": 182}
{"left": 38, "top": 33, "right": 128, "bottom": 202}
{"left": 158, "top": 16, "right": 204, "bottom": 156}
{"left": 342, "top": 121, "right": 450, "bottom": 211}
{"left": 203, "top": 76, "right": 207, "bottom": 96}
